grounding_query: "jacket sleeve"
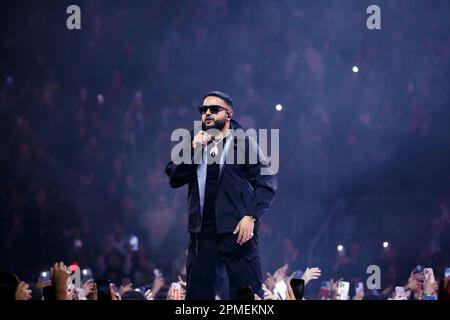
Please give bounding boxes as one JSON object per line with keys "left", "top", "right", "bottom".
{"left": 165, "top": 136, "right": 198, "bottom": 188}
{"left": 244, "top": 137, "right": 278, "bottom": 220}
{"left": 165, "top": 161, "right": 197, "bottom": 188}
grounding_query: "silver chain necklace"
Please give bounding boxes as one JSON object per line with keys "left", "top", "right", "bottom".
{"left": 209, "top": 135, "right": 227, "bottom": 157}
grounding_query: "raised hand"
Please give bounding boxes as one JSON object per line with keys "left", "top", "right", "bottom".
{"left": 51, "top": 261, "right": 70, "bottom": 300}
{"left": 264, "top": 273, "right": 276, "bottom": 291}
{"left": 192, "top": 131, "right": 210, "bottom": 149}
{"left": 272, "top": 264, "right": 289, "bottom": 282}
{"left": 15, "top": 281, "right": 32, "bottom": 300}
{"left": 423, "top": 268, "right": 438, "bottom": 296}
{"left": 82, "top": 279, "right": 95, "bottom": 297}
{"left": 330, "top": 278, "right": 343, "bottom": 300}
{"left": 405, "top": 268, "right": 424, "bottom": 294}
{"left": 152, "top": 274, "right": 165, "bottom": 296}
{"left": 110, "top": 284, "right": 120, "bottom": 300}
{"left": 301, "top": 267, "right": 321, "bottom": 285}
{"left": 119, "top": 282, "right": 133, "bottom": 296}
{"left": 144, "top": 289, "right": 153, "bottom": 300}
{"left": 177, "top": 276, "right": 187, "bottom": 288}
{"left": 262, "top": 283, "right": 277, "bottom": 300}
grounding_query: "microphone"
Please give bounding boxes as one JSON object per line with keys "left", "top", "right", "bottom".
{"left": 193, "top": 131, "right": 211, "bottom": 150}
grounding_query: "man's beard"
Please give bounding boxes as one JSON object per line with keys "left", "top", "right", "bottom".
{"left": 202, "top": 117, "right": 226, "bottom": 131}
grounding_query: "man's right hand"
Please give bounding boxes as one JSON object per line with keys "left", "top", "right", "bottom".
{"left": 192, "top": 131, "right": 210, "bottom": 149}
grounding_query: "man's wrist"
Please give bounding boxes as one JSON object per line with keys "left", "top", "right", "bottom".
{"left": 245, "top": 214, "right": 257, "bottom": 222}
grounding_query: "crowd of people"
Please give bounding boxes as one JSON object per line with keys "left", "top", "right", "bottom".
{"left": 2, "top": 261, "right": 449, "bottom": 300}
{"left": 1, "top": 0, "right": 450, "bottom": 298}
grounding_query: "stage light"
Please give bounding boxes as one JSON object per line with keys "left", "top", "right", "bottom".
{"left": 82, "top": 269, "right": 88, "bottom": 275}
{"left": 275, "top": 104, "right": 283, "bottom": 111}
{"left": 68, "top": 263, "right": 78, "bottom": 273}
{"left": 97, "top": 94, "right": 104, "bottom": 104}
{"left": 337, "top": 245, "right": 344, "bottom": 252}
{"left": 6, "top": 75, "right": 14, "bottom": 85}
{"left": 383, "top": 241, "right": 389, "bottom": 248}
{"left": 352, "top": 66, "right": 359, "bottom": 73}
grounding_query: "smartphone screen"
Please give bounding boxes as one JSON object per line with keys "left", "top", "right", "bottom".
{"left": 445, "top": 267, "right": 450, "bottom": 278}
{"left": 171, "top": 283, "right": 181, "bottom": 300}
{"left": 153, "top": 269, "right": 162, "bottom": 278}
{"left": 274, "top": 281, "right": 287, "bottom": 300}
{"left": 395, "top": 286, "right": 406, "bottom": 299}
{"left": 138, "top": 286, "right": 151, "bottom": 294}
{"left": 39, "top": 271, "right": 51, "bottom": 283}
{"left": 129, "top": 235, "right": 139, "bottom": 251}
{"left": 82, "top": 268, "right": 93, "bottom": 283}
{"left": 292, "top": 270, "right": 304, "bottom": 279}
{"left": 337, "top": 281, "right": 350, "bottom": 300}
{"left": 290, "top": 278, "right": 305, "bottom": 300}
{"left": 424, "top": 268, "right": 435, "bottom": 283}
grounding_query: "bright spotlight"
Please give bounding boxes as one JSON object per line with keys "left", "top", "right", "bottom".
{"left": 352, "top": 66, "right": 359, "bottom": 73}
{"left": 275, "top": 104, "right": 283, "bottom": 111}
{"left": 97, "top": 94, "right": 104, "bottom": 104}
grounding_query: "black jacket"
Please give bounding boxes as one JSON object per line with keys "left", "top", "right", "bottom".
{"left": 165, "top": 120, "right": 277, "bottom": 234}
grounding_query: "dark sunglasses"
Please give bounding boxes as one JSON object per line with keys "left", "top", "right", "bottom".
{"left": 198, "top": 105, "right": 227, "bottom": 114}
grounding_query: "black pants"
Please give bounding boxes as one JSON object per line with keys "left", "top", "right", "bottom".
{"left": 185, "top": 232, "right": 263, "bottom": 300}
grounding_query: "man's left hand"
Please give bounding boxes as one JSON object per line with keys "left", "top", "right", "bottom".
{"left": 233, "top": 215, "right": 255, "bottom": 245}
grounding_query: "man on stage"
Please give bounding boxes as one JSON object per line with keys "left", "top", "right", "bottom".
{"left": 165, "top": 91, "right": 277, "bottom": 299}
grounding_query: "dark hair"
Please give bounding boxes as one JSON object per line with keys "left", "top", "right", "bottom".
{"left": 203, "top": 91, "right": 235, "bottom": 109}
